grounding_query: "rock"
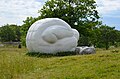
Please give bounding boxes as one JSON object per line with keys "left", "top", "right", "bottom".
{"left": 75, "top": 46, "right": 96, "bottom": 55}
{"left": 26, "top": 18, "right": 79, "bottom": 53}
{"left": 75, "top": 47, "right": 82, "bottom": 54}
{"left": 0, "top": 44, "right": 4, "bottom": 47}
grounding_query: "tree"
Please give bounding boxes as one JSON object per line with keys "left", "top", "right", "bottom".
{"left": 98, "top": 25, "right": 118, "bottom": 50}
{"left": 9, "top": 24, "right": 21, "bottom": 42}
{"left": 21, "top": 17, "right": 38, "bottom": 46}
{"left": 0, "top": 24, "right": 21, "bottom": 42}
{"left": 38, "top": 0, "right": 99, "bottom": 32}
{"left": 38, "top": 0, "right": 100, "bottom": 45}
{"left": 117, "top": 31, "right": 120, "bottom": 46}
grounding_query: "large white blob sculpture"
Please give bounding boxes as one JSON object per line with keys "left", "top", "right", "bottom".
{"left": 26, "top": 18, "right": 79, "bottom": 53}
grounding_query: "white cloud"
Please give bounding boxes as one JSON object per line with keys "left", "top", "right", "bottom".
{"left": 95, "top": 0, "right": 120, "bottom": 30}
{"left": 96, "top": 0, "right": 120, "bottom": 15}
{"left": 1, "top": 0, "right": 120, "bottom": 26}
{"left": 0, "top": 0, "right": 45, "bottom": 26}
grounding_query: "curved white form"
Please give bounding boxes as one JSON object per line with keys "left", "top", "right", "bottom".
{"left": 26, "top": 18, "right": 79, "bottom": 53}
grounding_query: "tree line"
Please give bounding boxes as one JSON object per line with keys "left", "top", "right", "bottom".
{"left": 0, "top": 0, "right": 120, "bottom": 49}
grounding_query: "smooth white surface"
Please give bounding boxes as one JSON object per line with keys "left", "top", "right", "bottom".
{"left": 26, "top": 18, "right": 79, "bottom": 53}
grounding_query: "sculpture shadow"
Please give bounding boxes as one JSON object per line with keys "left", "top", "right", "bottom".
{"left": 26, "top": 51, "right": 77, "bottom": 58}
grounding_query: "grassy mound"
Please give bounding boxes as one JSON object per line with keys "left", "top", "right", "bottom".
{"left": 0, "top": 47, "right": 120, "bottom": 79}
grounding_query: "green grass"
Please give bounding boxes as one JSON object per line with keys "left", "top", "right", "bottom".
{"left": 0, "top": 47, "right": 120, "bottom": 79}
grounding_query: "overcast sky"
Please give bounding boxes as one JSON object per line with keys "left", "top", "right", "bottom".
{"left": 0, "top": 0, "right": 120, "bottom": 30}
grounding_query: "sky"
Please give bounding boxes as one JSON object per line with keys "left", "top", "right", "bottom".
{"left": 0, "top": 0, "right": 120, "bottom": 30}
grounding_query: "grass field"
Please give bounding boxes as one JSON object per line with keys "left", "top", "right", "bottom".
{"left": 0, "top": 47, "right": 120, "bottom": 79}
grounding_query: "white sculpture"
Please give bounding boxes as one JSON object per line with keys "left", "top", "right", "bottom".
{"left": 26, "top": 18, "right": 79, "bottom": 53}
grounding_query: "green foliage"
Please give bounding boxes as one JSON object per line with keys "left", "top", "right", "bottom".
{"left": 97, "top": 25, "right": 119, "bottom": 50}
{"left": 21, "top": 37, "right": 26, "bottom": 46}
{"left": 0, "top": 47, "right": 120, "bottom": 79}
{"left": 0, "top": 24, "right": 21, "bottom": 42}
{"left": 21, "top": 17, "right": 38, "bottom": 46}
{"left": 38, "top": 0, "right": 100, "bottom": 32}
